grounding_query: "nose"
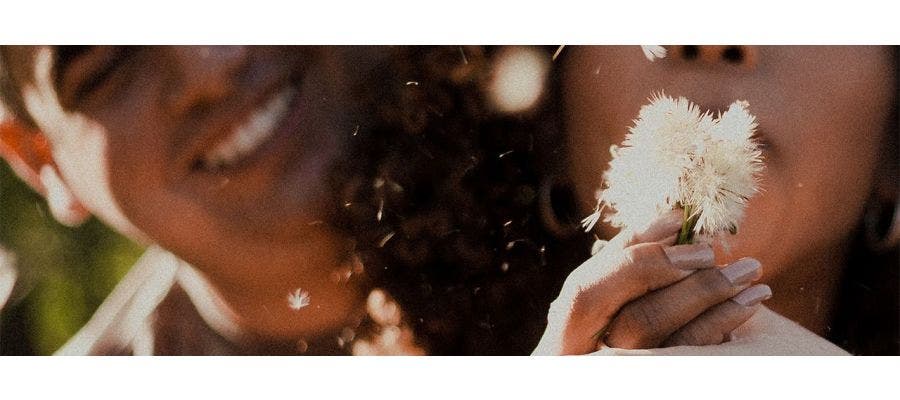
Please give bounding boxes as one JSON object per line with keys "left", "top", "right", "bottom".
{"left": 164, "top": 46, "right": 248, "bottom": 114}
{"left": 675, "top": 45, "right": 757, "bottom": 68}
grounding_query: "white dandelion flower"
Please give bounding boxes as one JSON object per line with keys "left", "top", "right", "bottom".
{"left": 597, "top": 94, "right": 709, "bottom": 231}
{"left": 640, "top": 45, "right": 667, "bottom": 62}
{"left": 580, "top": 188, "right": 605, "bottom": 232}
{"left": 591, "top": 94, "right": 763, "bottom": 243}
{"left": 287, "top": 288, "right": 311, "bottom": 310}
{"left": 687, "top": 100, "right": 763, "bottom": 237}
{"left": 580, "top": 204, "right": 604, "bottom": 232}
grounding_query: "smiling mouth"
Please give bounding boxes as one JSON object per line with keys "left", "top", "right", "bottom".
{"left": 198, "top": 86, "right": 297, "bottom": 172}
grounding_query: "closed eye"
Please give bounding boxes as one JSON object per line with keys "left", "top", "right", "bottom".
{"left": 55, "top": 46, "right": 134, "bottom": 108}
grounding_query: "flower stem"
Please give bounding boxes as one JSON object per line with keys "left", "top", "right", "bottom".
{"left": 676, "top": 205, "right": 699, "bottom": 245}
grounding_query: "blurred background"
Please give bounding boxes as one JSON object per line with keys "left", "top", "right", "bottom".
{"left": 0, "top": 45, "right": 554, "bottom": 356}
{"left": 0, "top": 161, "right": 144, "bottom": 355}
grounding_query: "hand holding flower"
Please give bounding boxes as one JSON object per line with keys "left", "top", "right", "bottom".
{"left": 536, "top": 95, "right": 769, "bottom": 355}
{"left": 533, "top": 210, "right": 771, "bottom": 355}
{"left": 583, "top": 94, "right": 764, "bottom": 244}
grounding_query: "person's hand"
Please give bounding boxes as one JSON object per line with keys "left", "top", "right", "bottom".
{"left": 532, "top": 209, "right": 771, "bottom": 355}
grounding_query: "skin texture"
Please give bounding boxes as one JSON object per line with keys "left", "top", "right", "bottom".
{"left": 533, "top": 210, "right": 770, "bottom": 354}
{"left": 1, "top": 46, "right": 390, "bottom": 341}
{"left": 1, "top": 46, "right": 884, "bottom": 354}
{"left": 7, "top": 46, "right": 594, "bottom": 354}
{"left": 561, "top": 46, "right": 896, "bottom": 336}
{"left": 3, "top": 45, "right": 760, "bottom": 354}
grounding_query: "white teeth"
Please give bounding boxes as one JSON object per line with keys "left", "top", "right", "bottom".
{"left": 202, "top": 88, "right": 294, "bottom": 170}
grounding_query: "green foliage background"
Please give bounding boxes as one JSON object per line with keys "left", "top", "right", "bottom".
{"left": 0, "top": 162, "right": 144, "bottom": 355}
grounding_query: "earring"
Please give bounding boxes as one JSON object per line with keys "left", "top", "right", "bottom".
{"left": 864, "top": 197, "right": 900, "bottom": 252}
{"left": 538, "top": 175, "right": 581, "bottom": 238}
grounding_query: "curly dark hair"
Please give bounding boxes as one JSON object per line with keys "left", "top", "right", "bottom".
{"left": 3, "top": 46, "right": 897, "bottom": 356}
{"left": 0, "top": 45, "right": 590, "bottom": 355}
{"left": 327, "top": 45, "right": 899, "bottom": 356}
{"left": 325, "top": 46, "right": 589, "bottom": 355}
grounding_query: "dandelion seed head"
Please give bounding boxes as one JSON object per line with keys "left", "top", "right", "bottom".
{"left": 594, "top": 94, "right": 762, "bottom": 239}
{"left": 287, "top": 288, "right": 311, "bottom": 310}
{"left": 641, "top": 45, "right": 667, "bottom": 62}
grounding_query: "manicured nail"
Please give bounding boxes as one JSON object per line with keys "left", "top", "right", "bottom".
{"left": 721, "top": 258, "right": 762, "bottom": 286}
{"left": 733, "top": 284, "right": 772, "bottom": 307}
{"left": 664, "top": 243, "right": 715, "bottom": 269}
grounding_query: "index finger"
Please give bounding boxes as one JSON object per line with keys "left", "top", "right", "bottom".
{"left": 612, "top": 209, "right": 683, "bottom": 249}
{"left": 548, "top": 240, "right": 715, "bottom": 354}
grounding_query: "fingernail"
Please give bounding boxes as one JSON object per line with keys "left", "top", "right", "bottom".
{"left": 733, "top": 284, "right": 772, "bottom": 307}
{"left": 721, "top": 258, "right": 762, "bottom": 286}
{"left": 664, "top": 243, "right": 714, "bottom": 269}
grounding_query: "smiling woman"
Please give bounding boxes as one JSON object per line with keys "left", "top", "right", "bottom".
{"left": 1, "top": 46, "right": 895, "bottom": 356}
{"left": 2, "top": 46, "right": 367, "bottom": 345}
{"left": 0, "top": 46, "right": 587, "bottom": 355}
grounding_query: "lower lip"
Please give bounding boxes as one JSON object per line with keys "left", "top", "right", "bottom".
{"left": 200, "top": 87, "right": 306, "bottom": 179}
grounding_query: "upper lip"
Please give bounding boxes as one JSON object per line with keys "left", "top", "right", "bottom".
{"left": 169, "top": 71, "right": 302, "bottom": 181}
{"left": 201, "top": 86, "right": 296, "bottom": 169}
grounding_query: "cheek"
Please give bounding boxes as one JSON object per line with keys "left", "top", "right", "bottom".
{"left": 563, "top": 48, "right": 659, "bottom": 219}
{"left": 726, "top": 125, "right": 879, "bottom": 275}
{"left": 93, "top": 74, "right": 191, "bottom": 241}
{"left": 48, "top": 122, "right": 149, "bottom": 242}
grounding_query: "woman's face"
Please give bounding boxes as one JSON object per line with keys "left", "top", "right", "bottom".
{"left": 3, "top": 46, "right": 389, "bottom": 336}
{"left": 563, "top": 46, "right": 895, "bottom": 283}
